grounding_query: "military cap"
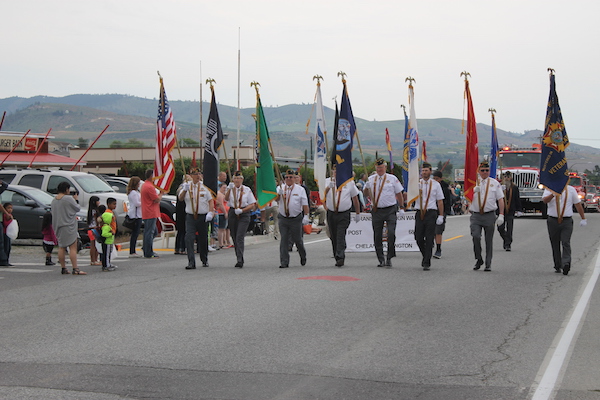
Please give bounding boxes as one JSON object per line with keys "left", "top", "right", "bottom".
{"left": 375, "top": 158, "right": 386, "bottom": 166}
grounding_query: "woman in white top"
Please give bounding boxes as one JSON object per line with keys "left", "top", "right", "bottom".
{"left": 127, "top": 176, "right": 143, "bottom": 257}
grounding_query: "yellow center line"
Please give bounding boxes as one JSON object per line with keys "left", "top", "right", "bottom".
{"left": 444, "top": 235, "right": 463, "bottom": 242}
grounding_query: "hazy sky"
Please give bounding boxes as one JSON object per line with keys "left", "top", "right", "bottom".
{"left": 3, "top": 0, "right": 599, "bottom": 147}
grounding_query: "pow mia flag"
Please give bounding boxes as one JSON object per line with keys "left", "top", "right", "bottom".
{"left": 203, "top": 87, "right": 224, "bottom": 198}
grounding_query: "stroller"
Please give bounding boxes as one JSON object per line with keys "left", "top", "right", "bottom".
{"left": 247, "top": 209, "right": 265, "bottom": 235}
{"left": 452, "top": 196, "right": 464, "bottom": 215}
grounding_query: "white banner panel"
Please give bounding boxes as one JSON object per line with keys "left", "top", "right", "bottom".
{"left": 346, "top": 211, "right": 418, "bottom": 252}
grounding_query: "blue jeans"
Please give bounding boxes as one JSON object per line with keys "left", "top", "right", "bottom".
{"left": 0, "top": 224, "right": 7, "bottom": 265}
{"left": 142, "top": 218, "right": 157, "bottom": 257}
{"left": 129, "top": 218, "right": 143, "bottom": 254}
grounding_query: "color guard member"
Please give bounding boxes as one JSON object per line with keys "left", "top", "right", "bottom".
{"left": 414, "top": 163, "right": 445, "bottom": 270}
{"left": 225, "top": 171, "right": 257, "bottom": 268}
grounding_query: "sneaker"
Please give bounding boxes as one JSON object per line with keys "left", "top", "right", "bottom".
{"left": 433, "top": 250, "right": 442, "bottom": 259}
{"left": 110, "top": 264, "right": 119, "bottom": 269}
{"left": 208, "top": 245, "right": 217, "bottom": 252}
{"left": 129, "top": 253, "right": 142, "bottom": 258}
{"left": 102, "top": 266, "right": 116, "bottom": 271}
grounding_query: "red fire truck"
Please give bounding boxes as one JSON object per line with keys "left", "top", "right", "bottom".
{"left": 498, "top": 144, "right": 547, "bottom": 216}
{"left": 568, "top": 171, "right": 589, "bottom": 210}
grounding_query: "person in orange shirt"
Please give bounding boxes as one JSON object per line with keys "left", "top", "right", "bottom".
{"left": 141, "top": 169, "right": 163, "bottom": 258}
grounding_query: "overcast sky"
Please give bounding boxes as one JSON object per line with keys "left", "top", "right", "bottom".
{"left": 3, "top": 0, "right": 599, "bottom": 147}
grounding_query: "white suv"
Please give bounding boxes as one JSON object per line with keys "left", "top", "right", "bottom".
{"left": 0, "top": 169, "right": 130, "bottom": 230}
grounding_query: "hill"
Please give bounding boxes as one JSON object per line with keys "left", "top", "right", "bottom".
{"left": 1, "top": 94, "right": 599, "bottom": 168}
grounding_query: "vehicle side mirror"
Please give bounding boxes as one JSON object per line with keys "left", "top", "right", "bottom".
{"left": 112, "top": 186, "right": 120, "bottom": 192}
{"left": 25, "top": 199, "right": 37, "bottom": 207}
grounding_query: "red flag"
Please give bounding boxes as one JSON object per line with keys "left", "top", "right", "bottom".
{"left": 422, "top": 140, "right": 427, "bottom": 162}
{"left": 463, "top": 79, "right": 479, "bottom": 202}
{"left": 154, "top": 77, "right": 177, "bottom": 192}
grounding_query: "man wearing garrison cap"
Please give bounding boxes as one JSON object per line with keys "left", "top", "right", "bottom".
{"left": 363, "top": 158, "right": 405, "bottom": 268}
{"left": 497, "top": 171, "right": 523, "bottom": 252}
{"left": 469, "top": 161, "right": 505, "bottom": 271}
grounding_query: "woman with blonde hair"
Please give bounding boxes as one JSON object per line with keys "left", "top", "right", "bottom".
{"left": 127, "top": 176, "right": 143, "bottom": 257}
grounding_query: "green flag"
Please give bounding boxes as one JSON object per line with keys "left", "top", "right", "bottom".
{"left": 255, "top": 94, "right": 277, "bottom": 208}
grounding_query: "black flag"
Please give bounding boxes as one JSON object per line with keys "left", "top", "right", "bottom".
{"left": 203, "top": 88, "right": 224, "bottom": 197}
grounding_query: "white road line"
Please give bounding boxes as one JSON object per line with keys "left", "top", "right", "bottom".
{"left": 304, "top": 238, "right": 330, "bottom": 245}
{"left": 531, "top": 250, "right": 600, "bottom": 399}
{"left": 0, "top": 268, "right": 52, "bottom": 273}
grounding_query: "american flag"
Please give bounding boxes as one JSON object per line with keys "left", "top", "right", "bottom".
{"left": 154, "top": 77, "right": 176, "bottom": 192}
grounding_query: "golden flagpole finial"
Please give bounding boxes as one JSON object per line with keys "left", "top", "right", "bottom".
{"left": 250, "top": 81, "right": 260, "bottom": 95}
{"left": 488, "top": 108, "right": 496, "bottom": 115}
{"left": 460, "top": 71, "right": 471, "bottom": 81}
{"left": 405, "top": 77, "right": 416, "bottom": 85}
{"left": 313, "top": 75, "right": 323, "bottom": 84}
{"left": 205, "top": 78, "right": 216, "bottom": 89}
{"left": 337, "top": 71, "right": 347, "bottom": 83}
{"left": 547, "top": 68, "right": 555, "bottom": 76}
{"left": 400, "top": 104, "right": 406, "bottom": 112}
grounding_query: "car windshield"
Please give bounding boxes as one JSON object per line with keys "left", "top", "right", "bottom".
{"left": 586, "top": 186, "right": 596, "bottom": 193}
{"left": 568, "top": 177, "right": 582, "bottom": 186}
{"left": 499, "top": 153, "right": 541, "bottom": 168}
{"left": 74, "top": 175, "right": 115, "bottom": 193}
{"left": 19, "top": 187, "right": 55, "bottom": 206}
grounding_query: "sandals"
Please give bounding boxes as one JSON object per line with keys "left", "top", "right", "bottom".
{"left": 90, "top": 261, "right": 101, "bottom": 266}
{"left": 72, "top": 268, "right": 87, "bottom": 275}
{"left": 61, "top": 268, "right": 70, "bottom": 275}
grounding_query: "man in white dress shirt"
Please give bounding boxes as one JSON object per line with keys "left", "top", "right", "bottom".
{"left": 542, "top": 184, "right": 586, "bottom": 275}
{"left": 178, "top": 168, "right": 215, "bottom": 269}
{"left": 364, "top": 158, "right": 405, "bottom": 268}
{"left": 225, "top": 171, "right": 257, "bottom": 268}
{"left": 324, "top": 166, "right": 361, "bottom": 267}
{"left": 413, "top": 163, "right": 445, "bottom": 270}
{"left": 276, "top": 169, "right": 310, "bottom": 268}
{"left": 469, "top": 161, "right": 505, "bottom": 271}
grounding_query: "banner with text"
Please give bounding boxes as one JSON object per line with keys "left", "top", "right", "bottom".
{"left": 346, "top": 211, "right": 418, "bottom": 252}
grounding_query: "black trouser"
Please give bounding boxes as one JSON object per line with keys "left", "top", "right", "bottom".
{"left": 101, "top": 242, "right": 113, "bottom": 269}
{"left": 470, "top": 212, "right": 496, "bottom": 268}
{"left": 129, "top": 218, "right": 142, "bottom": 254}
{"left": 371, "top": 205, "right": 397, "bottom": 264}
{"left": 414, "top": 209, "right": 437, "bottom": 267}
{"left": 497, "top": 214, "right": 515, "bottom": 249}
{"left": 228, "top": 210, "right": 251, "bottom": 264}
{"left": 547, "top": 216, "right": 573, "bottom": 269}
{"left": 326, "top": 209, "right": 351, "bottom": 261}
{"left": 186, "top": 214, "right": 209, "bottom": 267}
{"left": 279, "top": 214, "right": 306, "bottom": 267}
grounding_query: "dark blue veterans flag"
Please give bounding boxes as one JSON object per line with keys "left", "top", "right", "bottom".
{"left": 540, "top": 72, "right": 570, "bottom": 194}
{"left": 333, "top": 81, "right": 355, "bottom": 190}
{"left": 489, "top": 112, "right": 499, "bottom": 179}
{"left": 203, "top": 88, "right": 224, "bottom": 197}
{"left": 401, "top": 107, "right": 409, "bottom": 188}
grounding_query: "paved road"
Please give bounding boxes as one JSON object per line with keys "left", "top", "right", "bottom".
{"left": 1, "top": 214, "right": 600, "bottom": 399}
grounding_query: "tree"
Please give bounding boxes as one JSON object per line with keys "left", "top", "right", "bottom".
{"left": 110, "top": 140, "right": 124, "bottom": 148}
{"left": 77, "top": 137, "right": 88, "bottom": 149}
{"left": 181, "top": 138, "right": 200, "bottom": 147}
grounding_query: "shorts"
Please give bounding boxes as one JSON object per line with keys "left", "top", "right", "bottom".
{"left": 217, "top": 214, "right": 228, "bottom": 229}
{"left": 43, "top": 243, "right": 55, "bottom": 253}
{"left": 434, "top": 216, "right": 446, "bottom": 235}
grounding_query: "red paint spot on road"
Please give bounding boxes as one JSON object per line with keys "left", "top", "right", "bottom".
{"left": 297, "top": 276, "right": 361, "bottom": 281}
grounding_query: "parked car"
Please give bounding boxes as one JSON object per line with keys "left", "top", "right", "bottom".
{"left": 0, "top": 184, "right": 87, "bottom": 240}
{"left": 99, "top": 175, "right": 177, "bottom": 219}
{"left": 0, "top": 169, "right": 129, "bottom": 230}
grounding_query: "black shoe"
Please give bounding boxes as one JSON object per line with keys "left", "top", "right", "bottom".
{"left": 484, "top": 266, "right": 492, "bottom": 272}
{"left": 235, "top": 262, "right": 243, "bottom": 268}
{"left": 433, "top": 250, "right": 441, "bottom": 259}
{"left": 385, "top": 259, "right": 392, "bottom": 269}
{"left": 300, "top": 257, "right": 307, "bottom": 266}
{"left": 279, "top": 265, "right": 289, "bottom": 268}
{"left": 185, "top": 265, "right": 196, "bottom": 270}
{"left": 474, "top": 259, "right": 484, "bottom": 270}
{"left": 563, "top": 263, "right": 570, "bottom": 275}
{"left": 505, "top": 246, "right": 511, "bottom": 252}
{"left": 202, "top": 263, "right": 209, "bottom": 268}
{"left": 554, "top": 266, "right": 562, "bottom": 273}
{"left": 46, "top": 260, "right": 56, "bottom": 266}
{"left": 335, "top": 259, "right": 344, "bottom": 267}
{"left": 423, "top": 264, "right": 431, "bottom": 271}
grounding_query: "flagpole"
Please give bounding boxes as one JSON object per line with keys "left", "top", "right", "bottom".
{"left": 0, "top": 111, "right": 6, "bottom": 131}
{"left": 252, "top": 81, "right": 282, "bottom": 183}
{"left": 236, "top": 27, "right": 241, "bottom": 170}
{"left": 0, "top": 129, "right": 31, "bottom": 167}
{"left": 338, "top": 72, "right": 368, "bottom": 176}
{"left": 199, "top": 60, "right": 203, "bottom": 165}
{"left": 313, "top": 75, "right": 330, "bottom": 173}
{"left": 70, "top": 125, "right": 109, "bottom": 171}
{"left": 28, "top": 128, "right": 52, "bottom": 168}
{"left": 207, "top": 78, "right": 232, "bottom": 182}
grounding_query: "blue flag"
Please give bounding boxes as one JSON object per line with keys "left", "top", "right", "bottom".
{"left": 401, "top": 107, "right": 409, "bottom": 188}
{"left": 540, "top": 72, "right": 570, "bottom": 194}
{"left": 489, "top": 112, "right": 499, "bottom": 178}
{"left": 333, "top": 80, "right": 355, "bottom": 190}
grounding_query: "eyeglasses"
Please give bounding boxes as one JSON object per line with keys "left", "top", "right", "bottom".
{"left": 285, "top": 175, "right": 295, "bottom": 179}
{"left": 480, "top": 169, "right": 489, "bottom": 172}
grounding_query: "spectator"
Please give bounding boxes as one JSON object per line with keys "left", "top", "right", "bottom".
{"left": 126, "top": 176, "right": 143, "bottom": 257}
{"left": 87, "top": 196, "right": 101, "bottom": 266}
{"left": 51, "top": 181, "right": 85, "bottom": 275}
{"left": 141, "top": 169, "right": 162, "bottom": 258}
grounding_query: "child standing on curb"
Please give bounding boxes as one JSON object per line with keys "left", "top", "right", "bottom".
{"left": 101, "top": 198, "right": 117, "bottom": 272}
{"left": 41, "top": 212, "right": 57, "bottom": 266}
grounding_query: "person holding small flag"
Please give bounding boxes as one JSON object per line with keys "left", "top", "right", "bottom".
{"left": 225, "top": 171, "right": 257, "bottom": 268}
{"left": 542, "top": 185, "right": 586, "bottom": 275}
{"left": 413, "top": 163, "right": 445, "bottom": 270}
{"left": 178, "top": 168, "right": 215, "bottom": 269}
{"left": 364, "top": 158, "right": 405, "bottom": 268}
{"left": 276, "top": 169, "right": 310, "bottom": 268}
{"left": 469, "top": 161, "right": 504, "bottom": 272}
{"left": 324, "top": 165, "right": 361, "bottom": 267}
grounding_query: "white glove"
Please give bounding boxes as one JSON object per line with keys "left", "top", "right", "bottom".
{"left": 496, "top": 214, "right": 505, "bottom": 226}
{"left": 234, "top": 208, "right": 243, "bottom": 215}
{"left": 329, "top": 181, "right": 336, "bottom": 189}
{"left": 182, "top": 182, "right": 190, "bottom": 191}
{"left": 302, "top": 215, "right": 310, "bottom": 225}
{"left": 501, "top": 185, "right": 506, "bottom": 191}
{"left": 515, "top": 211, "right": 524, "bottom": 217}
{"left": 580, "top": 219, "right": 587, "bottom": 227}
{"left": 473, "top": 186, "right": 480, "bottom": 193}
{"left": 276, "top": 186, "right": 283, "bottom": 195}
{"left": 354, "top": 213, "right": 360, "bottom": 223}
{"left": 436, "top": 215, "right": 444, "bottom": 225}
{"left": 397, "top": 209, "right": 405, "bottom": 216}
{"left": 228, "top": 182, "right": 235, "bottom": 190}
{"left": 205, "top": 212, "right": 214, "bottom": 222}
